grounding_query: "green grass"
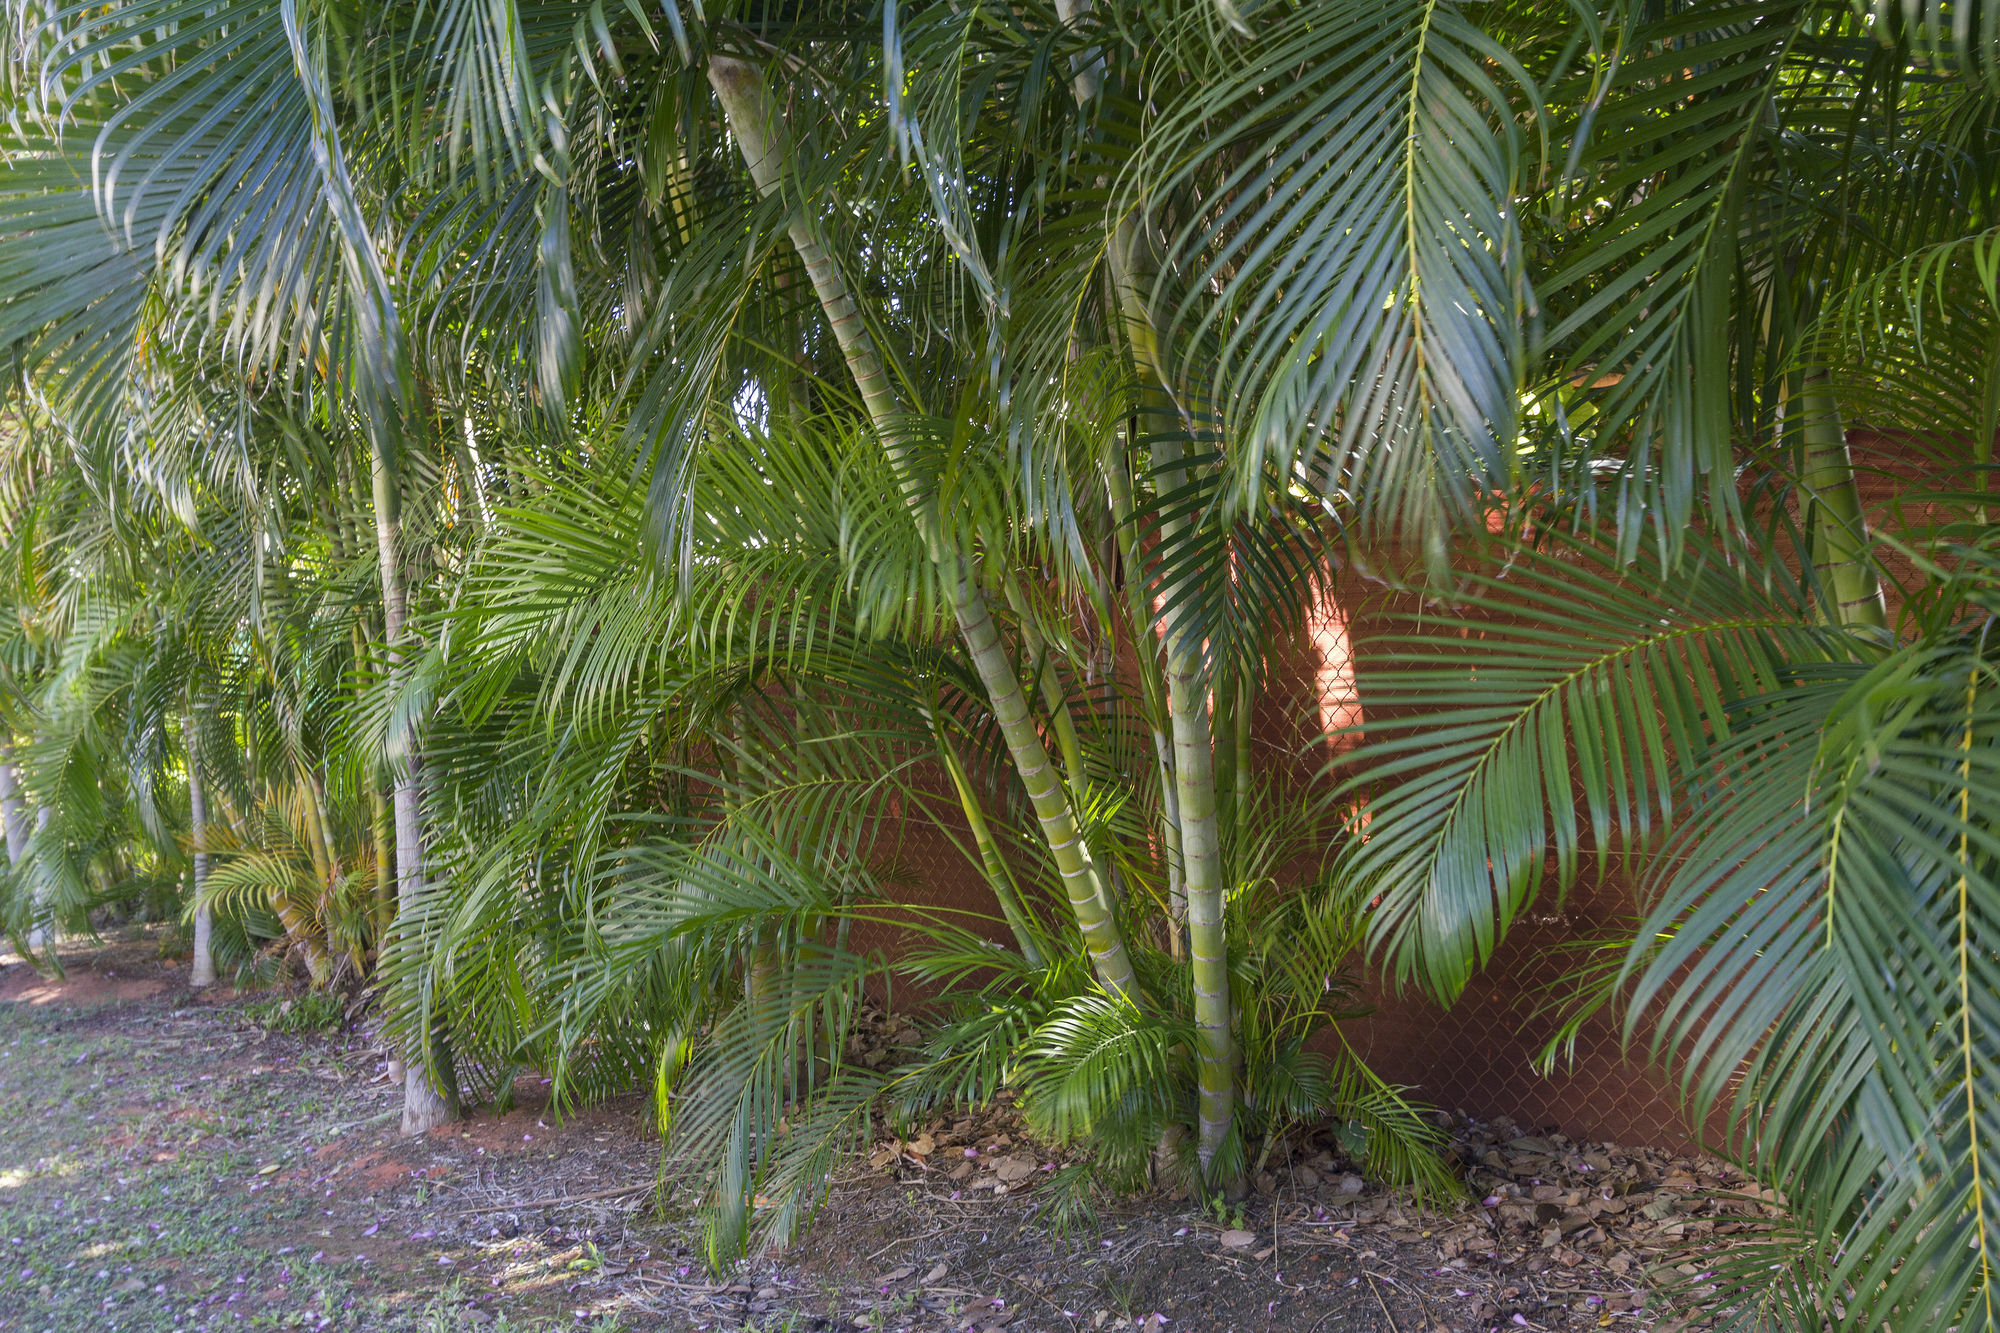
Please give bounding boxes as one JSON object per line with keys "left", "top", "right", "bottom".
{"left": 242, "top": 992, "right": 347, "bottom": 1036}
{"left": 0, "top": 997, "right": 627, "bottom": 1333}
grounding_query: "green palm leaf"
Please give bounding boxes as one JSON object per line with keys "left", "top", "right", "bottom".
{"left": 1138, "top": 0, "right": 1536, "bottom": 544}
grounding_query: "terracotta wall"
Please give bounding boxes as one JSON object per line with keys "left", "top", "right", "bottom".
{"left": 1283, "top": 568, "right": 1706, "bottom": 1150}
{"left": 857, "top": 564, "right": 1709, "bottom": 1152}
{"left": 1294, "top": 434, "right": 1958, "bottom": 1151}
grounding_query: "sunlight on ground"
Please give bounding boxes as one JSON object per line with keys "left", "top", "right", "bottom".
{"left": 0, "top": 1153, "right": 78, "bottom": 1190}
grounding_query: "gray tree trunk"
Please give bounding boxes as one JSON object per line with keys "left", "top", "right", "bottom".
{"left": 187, "top": 737, "right": 216, "bottom": 988}
{"left": 24, "top": 806, "right": 49, "bottom": 955}
{"left": 0, "top": 746, "right": 28, "bottom": 864}
{"left": 372, "top": 443, "right": 458, "bottom": 1136}
{"left": 1, "top": 744, "right": 46, "bottom": 954}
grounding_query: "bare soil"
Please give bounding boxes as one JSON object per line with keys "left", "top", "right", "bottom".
{"left": 0, "top": 931, "right": 1738, "bottom": 1333}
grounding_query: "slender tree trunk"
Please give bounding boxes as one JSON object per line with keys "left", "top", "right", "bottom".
{"left": 1056, "top": 0, "right": 1234, "bottom": 1174}
{"left": 1108, "top": 203, "right": 1238, "bottom": 1184}
{"left": 2, "top": 743, "right": 52, "bottom": 956}
{"left": 0, "top": 743, "right": 41, "bottom": 954}
{"left": 296, "top": 768, "right": 337, "bottom": 899}
{"left": 24, "top": 806, "right": 49, "bottom": 956}
{"left": 1213, "top": 677, "right": 1236, "bottom": 831}
{"left": 707, "top": 54, "right": 1138, "bottom": 998}
{"left": 356, "top": 621, "right": 398, "bottom": 936}
{"left": 1233, "top": 673, "right": 1253, "bottom": 824}
{"left": 188, "top": 729, "right": 216, "bottom": 988}
{"left": 0, "top": 743, "right": 28, "bottom": 866}
{"left": 372, "top": 441, "right": 459, "bottom": 1135}
{"left": 949, "top": 566, "right": 1138, "bottom": 994}
{"left": 1012, "top": 593, "right": 1092, "bottom": 805}
{"left": 1154, "top": 439, "right": 1236, "bottom": 1185}
{"left": 370, "top": 782, "right": 396, "bottom": 933}
{"left": 1152, "top": 726, "right": 1184, "bottom": 952}
{"left": 1801, "top": 376, "right": 1886, "bottom": 631}
{"left": 936, "top": 730, "right": 1044, "bottom": 965}
{"left": 1104, "top": 437, "right": 1186, "bottom": 949}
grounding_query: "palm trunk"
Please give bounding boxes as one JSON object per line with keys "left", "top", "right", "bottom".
{"left": 1108, "top": 209, "right": 1238, "bottom": 1184}
{"left": 1214, "top": 676, "right": 1236, "bottom": 832}
{"left": 951, "top": 566, "right": 1138, "bottom": 993}
{"left": 353, "top": 617, "right": 397, "bottom": 935}
{"left": 356, "top": 622, "right": 398, "bottom": 936}
{"left": 937, "top": 730, "right": 1044, "bottom": 964}
{"left": 188, "top": 730, "right": 216, "bottom": 988}
{"left": 1800, "top": 376, "right": 1886, "bottom": 631}
{"left": 1104, "top": 439, "right": 1186, "bottom": 949}
{"left": 25, "top": 806, "right": 50, "bottom": 956}
{"left": 1233, "top": 673, "right": 1253, "bottom": 826}
{"left": 372, "top": 440, "right": 459, "bottom": 1134}
{"left": 296, "top": 769, "right": 337, "bottom": 901}
{"left": 1156, "top": 438, "right": 1237, "bottom": 1184}
{"left": 0, "top": 744, "right": 26, "bottom": 867}
{"left": 1012, "top": 593, "right": 1091, "bottom": 804}
{"left": 0, "top": 743, "right": 42, "bottom": 954}
{"left": 707, "top": 54, "right": 1138, "bottom": 998}
{"left": 1057, "top": 0, "right": 1237, "bottom": 1174}
{"left": 1152, "top": 725, "right": 1185, "bottom": 952}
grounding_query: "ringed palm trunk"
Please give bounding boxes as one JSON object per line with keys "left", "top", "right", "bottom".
{"left": 1049, "top": 0, "right": 1237, "bottom": 1177}
{"left": 707, "top": 55, "right": 1138, "bottom": 999}
{"left": 1232, "top": 672, "right": 1253, "bottom": 822}
{"left": 936, "top": 727, "right": 1044, "bottom": 965}
{"left": 187, "top": 729, "right": 216, "bottom": 988}
{"left": 1800, "top": 376, "right": 1887, "bottom": 631}
{"left": 372, "top": 442, "right": 459, "bottom": 1134}
{"left": 1154, "top": 440, "right": 1237, "bottom": 1185}
{"left": 1109, "top": 213, "right": 1238, "bottom": 1184}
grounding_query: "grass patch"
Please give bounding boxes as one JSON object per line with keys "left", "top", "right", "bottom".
{"left": 243, "top": 991, "right": 347, "bottom": 1035}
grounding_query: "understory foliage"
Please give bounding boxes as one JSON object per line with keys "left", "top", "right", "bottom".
{"left": 1, "top": 0, "right": 1999, "bottom": 1327}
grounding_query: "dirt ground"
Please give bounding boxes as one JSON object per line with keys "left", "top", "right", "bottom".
{"left": 0, "top": 932, "right": 1738, "bottom": 1333}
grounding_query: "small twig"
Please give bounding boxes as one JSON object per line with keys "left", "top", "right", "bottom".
{"left": 449, "top": 1181, "right": 652, "bottom": 1215}
{"left": 1305, "top": 1306, "right": 1348, "bottom": 1333}
{"left": 861, "top": 1225, "right": 947, "bottom": 1264}
{"left": 1364, "top": 1270, "right": 1400, "bottom": 1333}
{"left": 320, "top": 1107, "right": 399, "bottom": 1136}
{"left": 628, "top": 1273, "right": 725, "bottom": 1295}
{"left": 995, "top": 1271, "right": 1076, "bottom": 1332}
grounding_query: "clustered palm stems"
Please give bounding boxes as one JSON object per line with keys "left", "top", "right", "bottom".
{"left": 3, "top": 0, "right": 2000, "bottom": 1327}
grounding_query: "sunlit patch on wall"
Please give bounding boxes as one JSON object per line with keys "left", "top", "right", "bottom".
{"left": 1307, "top": 587, "right": 1362, "bottom": 751}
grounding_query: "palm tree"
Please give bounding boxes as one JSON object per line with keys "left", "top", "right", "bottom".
{"left": 0, "top": 0, "right": 479, "bottom": 1124}
{"left": 9, "top": 0, "right": 2000, "bottom": 1319}
{"left": 1322, "top": 7, "right": 2000, "bottom": 1327}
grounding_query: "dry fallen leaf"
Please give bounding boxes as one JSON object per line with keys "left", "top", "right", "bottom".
{"left": 1219, "top": 1229, "right": 1257, "bottom": 1249}
{"left": 994, "top": 1155, "right": 1037, "bottom": 1183}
